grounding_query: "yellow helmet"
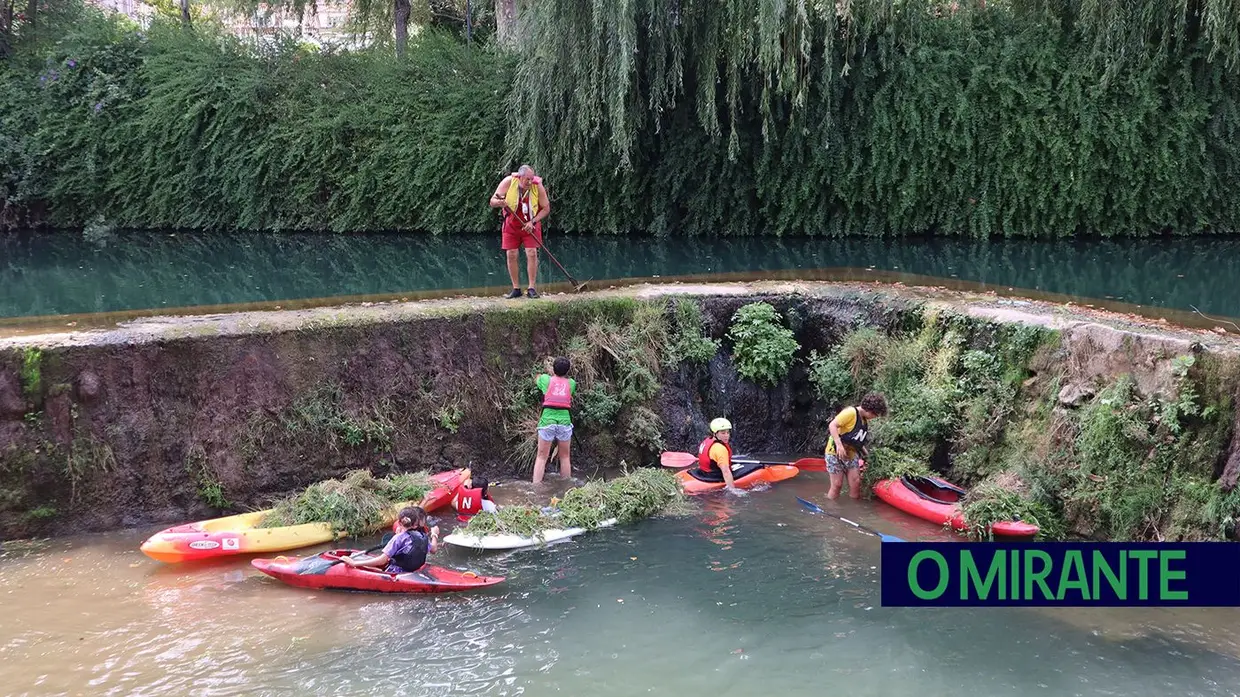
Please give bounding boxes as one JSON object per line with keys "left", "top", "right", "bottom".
{"left": 710, "top": 417, "right": 733, "bottom": 434}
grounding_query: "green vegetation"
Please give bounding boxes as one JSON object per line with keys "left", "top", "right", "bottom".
{"left": 2, "top": 5, "right": 510, "bottom": 233}
{"left": 19, "top": 348, "right": 41, "bottom": 398}
{"left": 185, "top": 445, "right": 230, "bottom": 509}
{"left": 726, "top": 302, "right": 800, "bottom": 387}
{"left": 278, "top": 382, "right": 393, "bottom": 451}
{"left": 4, "top": 1, "right": 1239, "bottom": 238}
{"left": 62, "top": 437, "right": 115, "bottom": 503}
{"left": 258, "top": 469, "right": 434, "bottom": 535}
{"left": 434, "top": 400, "right": 463, "bottom": 434}
{"left": 663, "top": 298, "right": 720, "bottom": 368}
{"left": 25, "top": 505, "right": 57, "bottom": 521}
{"left": 462, "top": 467, "right": 690, "bottom": 539}
{"left": 512, "top": 0, "right": 1240, "bottom": 238}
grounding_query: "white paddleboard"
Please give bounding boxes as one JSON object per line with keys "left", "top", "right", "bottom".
{"left": 443, "top": 518, "right": 618, "bottom": 551}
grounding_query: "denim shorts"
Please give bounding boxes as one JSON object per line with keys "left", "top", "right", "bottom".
{"left": 538, "top": 424, "right": 574, "bottom": 442}
{"left": 825, "top": 453, "right": 859, "bottom": 475}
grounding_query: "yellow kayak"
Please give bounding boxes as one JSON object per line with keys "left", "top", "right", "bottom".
{"left": 140, "top": 468, "right": 466, "bottom": 563}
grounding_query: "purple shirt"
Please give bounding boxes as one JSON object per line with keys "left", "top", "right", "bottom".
{"left": 382, "top": 530, "right": 428, "bottom": 573}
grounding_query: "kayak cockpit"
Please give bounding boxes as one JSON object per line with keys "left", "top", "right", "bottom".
{"left": 686, "top": 461, "right": 766, "bottom": 483}
{"left": 900, "top": 475, "right": 965, "bottom": 506}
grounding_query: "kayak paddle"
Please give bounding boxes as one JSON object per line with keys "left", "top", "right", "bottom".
{"left": 660, "top": 451, "right": 698, "bottom": 468}
{"left": 785, "top": 457, "right": 827, "bottom": 471}
{"left": 533, "top": 234, "right": 590, "bottom": 293}
{"left": 313, "top": 532, "right": 397, "bottom": 573}
{"left": 660, "top": 451, "right": 827, "bottom": 471}
{"left": 795, "top": 496, "right": 905, "bottom": 543}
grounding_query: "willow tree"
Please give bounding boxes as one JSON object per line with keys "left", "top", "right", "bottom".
{"left": 504, "top": 0, "right": 1240, "bottom": 173}
{"left": 1, "top": 0, "right": 39, "bottom": 57}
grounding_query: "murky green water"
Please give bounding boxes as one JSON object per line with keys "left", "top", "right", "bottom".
{"left": 3, "top": 475, "right": 1239, "bottom": 696}
{"left": 3, "top": 230, "right": 1240, "bottom": 320}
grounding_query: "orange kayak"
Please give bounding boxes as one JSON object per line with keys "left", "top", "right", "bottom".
{"left": 873, "top": 475, "right": 1040, "bottom": 538}
{"left": 676, "top": 462, "right": 799, "bottom": 495}
{"left": 140, "top": 468, "right": 467, "bottom": 564}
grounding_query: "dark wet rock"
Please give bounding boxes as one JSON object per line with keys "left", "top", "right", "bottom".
{"left": 0, "top": 371, "right": 26, "bottom": 418}
{"left": 1057, "top": 382, "right": 1096, "bottom": 407}
{"left": 75, "top": 370, "right": 102, "bottom": 402}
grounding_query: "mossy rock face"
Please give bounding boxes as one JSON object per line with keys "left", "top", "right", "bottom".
{"left": 3, "top": 285, "right": 1240, "bottom": 542}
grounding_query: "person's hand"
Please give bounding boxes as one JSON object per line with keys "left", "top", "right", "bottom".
{"left": 431, "top": 525, "right": 440, "bottom": 538}
{"left": 858, "top": 459, "right": 867, "bottom": 473}
{"left": 522, "top": 221, "right": 533, "bottom": 233}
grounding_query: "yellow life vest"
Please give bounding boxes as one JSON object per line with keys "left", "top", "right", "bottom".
{"left": 503, "top": 174, "right": 540, "bottom": 221}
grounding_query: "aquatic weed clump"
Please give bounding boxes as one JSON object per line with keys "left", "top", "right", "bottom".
{"left": 860, "top": 447, "right": 932, "bottom": 490}
{"left": 462, "top": 467, "right": 691, "bottom": 538}
{"left": 460, "top": 506, "right": 562, "bottom": 538}
{"left": 258, "top": 469, "right": 434, "bottom": 534}
{"left": 960, "top": 481, "right": 1065, "bottom": 542}
{"left": 559, "top": 466, "right": 690, "bottom": 526}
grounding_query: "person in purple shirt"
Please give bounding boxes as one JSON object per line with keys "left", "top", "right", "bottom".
{"left": 338, "top": 506, "right": 440, "bottom": 574}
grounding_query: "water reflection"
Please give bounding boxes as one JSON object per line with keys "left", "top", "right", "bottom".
{"left": 3, "top": 230, "right": 1240, "bottom": 320}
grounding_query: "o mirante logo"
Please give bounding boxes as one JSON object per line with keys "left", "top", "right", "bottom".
{"left": 880, "top": 542, "right": 1240, "bottom": 607}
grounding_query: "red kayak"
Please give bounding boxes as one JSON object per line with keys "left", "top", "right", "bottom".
{"left": 251, "top": 550, "right": 505, "bottom": 593}
{"left": 676, "top": 462, "right": 799, "bottom": 495}
{"left": 873, "top": 475, "right": 1040, "bottom": 538}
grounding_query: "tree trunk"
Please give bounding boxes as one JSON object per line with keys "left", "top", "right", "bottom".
{"left": 179, "top": 0, "right": 191, "bottom": 27}
{"left": 1, "top": 0, "right": 13, "bottom": 60}
{"left": 495, "top": 0, "right": 517, "bottom": 46}
{"left": 394, "top": 0, "right": 411, "bottom": 58}
{"left": 24, "top": 0, "right": 33, "bottom": 32}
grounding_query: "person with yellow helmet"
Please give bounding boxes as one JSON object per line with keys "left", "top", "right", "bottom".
{"left": 696, "top": 417, "right": 739, "bottom": 492}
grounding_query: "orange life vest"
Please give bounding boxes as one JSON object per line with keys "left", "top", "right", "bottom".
{"left": 542, "top": 375, "right": 573, "bottom": 409}
{"left": 697, "top": 437, "right": 732, "bottom": 473}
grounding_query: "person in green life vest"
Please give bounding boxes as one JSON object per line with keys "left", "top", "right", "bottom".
{"left": 533, "top": 356, "right": 576, "bottom": 484}
{"left": 824, "top": 392, "right": 888, "bottom": 500}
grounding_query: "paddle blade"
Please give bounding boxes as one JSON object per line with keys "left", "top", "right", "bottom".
{"left": 790, "top": 457, "right": 827, "bottom": 472}
{"left": 795, "top": 496, "right": 906, "bottom": 543}
{"left": 299, "top": 553, "right": 340, "bottom": 575}
{"left": 796, "top": 496, "right": 824, "bottom": 514}
{"left": 660, "top": 451, "right": 698, "bottom": 468}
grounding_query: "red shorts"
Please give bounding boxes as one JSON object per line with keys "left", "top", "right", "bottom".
{"left": 501, "top": 219, "right": 543, "bottom": 250}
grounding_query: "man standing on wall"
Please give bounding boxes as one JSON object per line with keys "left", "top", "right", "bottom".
{"left": 489, "top": 165, "right": 552, "bottom": 299}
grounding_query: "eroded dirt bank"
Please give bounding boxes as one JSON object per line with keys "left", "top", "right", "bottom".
{"left": 2, "top": 281, "right": 1239, "bottom": 541}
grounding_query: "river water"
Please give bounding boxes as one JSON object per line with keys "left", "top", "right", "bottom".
{"left": 3, "top": 475, "right": 1239, "bottom": 696}
{"left": 3, "top": 231, "right": 1240, "bottom": 322}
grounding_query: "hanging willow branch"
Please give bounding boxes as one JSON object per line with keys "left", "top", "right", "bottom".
{"left": 504, "top": 0, "right": 1240, "bottom": 170}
